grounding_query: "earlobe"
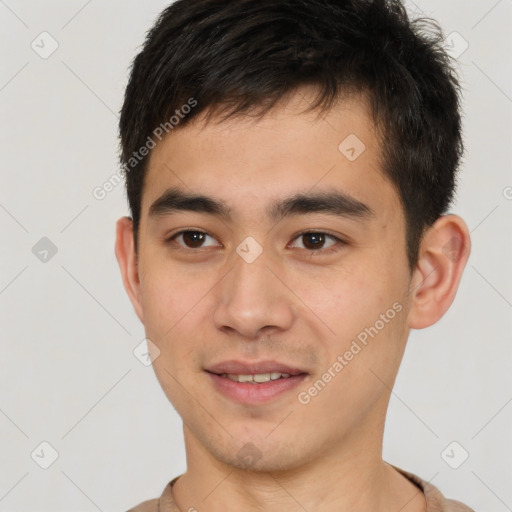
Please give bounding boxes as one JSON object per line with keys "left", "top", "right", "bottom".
{"left": 407, "top": 214, "right": 471, "bottom": 329}
{"left": 115, "top": 217, "right": 145, "bottom": 323}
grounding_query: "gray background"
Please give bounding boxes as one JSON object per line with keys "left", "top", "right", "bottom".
{"left": 1, "top": 0, "right": 511, "bottom": 510}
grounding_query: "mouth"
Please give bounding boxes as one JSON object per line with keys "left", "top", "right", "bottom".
{"left": 205, "top": 360, "right": 309, "bottom": 404}
{"left": 213, "top": 371, "right": 296, "bottom": 384}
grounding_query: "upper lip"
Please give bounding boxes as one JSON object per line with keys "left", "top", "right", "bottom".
{"left": 206, "top": 360, "right": 308, "bottom": 376}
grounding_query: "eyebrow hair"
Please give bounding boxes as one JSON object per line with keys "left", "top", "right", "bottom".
{"left": 148, "top": 186, "right": 375, "bottom": 222}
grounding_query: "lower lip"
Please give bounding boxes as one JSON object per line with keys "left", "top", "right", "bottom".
{"left": 207, "top": 372, "right": 308, "bottom": 405}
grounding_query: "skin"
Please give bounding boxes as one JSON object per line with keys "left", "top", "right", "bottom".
{"left": 116, "top": 86, "right": 471, "bottom": 512}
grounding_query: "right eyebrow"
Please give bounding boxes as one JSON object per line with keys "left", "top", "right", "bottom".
{"left": 149, "top": 187, "right": 232, "bottom": 219}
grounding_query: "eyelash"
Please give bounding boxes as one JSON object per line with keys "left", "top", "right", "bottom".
{"left": 166, "top": 230, "right": 346, "bottom": 254}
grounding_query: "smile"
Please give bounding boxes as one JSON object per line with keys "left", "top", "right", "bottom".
{"left": 220, "top": 372, "right": 291, "bottom": 383}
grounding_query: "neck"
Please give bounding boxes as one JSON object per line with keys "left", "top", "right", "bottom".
{"left": 171, "top": 423, "right": 426, "bottom": 512}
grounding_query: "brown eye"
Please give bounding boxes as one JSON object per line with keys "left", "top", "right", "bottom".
{"left": 302, "top": 233, "right": 327, "bottom": 250}
{"left": 290, "top": 232, "right": 343, "bottom": 252}
{"left": 169, "top": 230, "right": 219, "bottom": 249}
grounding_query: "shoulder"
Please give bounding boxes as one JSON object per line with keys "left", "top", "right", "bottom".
{"left": 391, "top": 464, "right": 476, "bottom": 512}
{"left": 125, "top": 497, "right": 159, "bottom": 512}
{"left": 439, "top": 497, "right": 477, "bottom": 512}
{"left": 124, "top": 476, "right": 180, "bottom": 512}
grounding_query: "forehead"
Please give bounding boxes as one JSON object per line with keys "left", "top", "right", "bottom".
{"left": 141, "top": 88, "right": 400, "bottom": 227}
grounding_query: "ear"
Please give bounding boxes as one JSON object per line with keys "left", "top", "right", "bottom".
{"left": 115, "top": 217, "right": 144, "bottom": 323}
{"left": 407, "top": 214, "right": 471, "bottom": 329}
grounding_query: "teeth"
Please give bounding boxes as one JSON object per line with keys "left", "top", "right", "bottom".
{"left": 254, "top": 373, "right": 271, "bottom": 383}
{"left": 224, "top": 372, "right": 292, "bottom": 383}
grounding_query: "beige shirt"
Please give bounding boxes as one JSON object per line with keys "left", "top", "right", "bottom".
{"left": 126, "top": 465, "right": 475, "bottom": 512}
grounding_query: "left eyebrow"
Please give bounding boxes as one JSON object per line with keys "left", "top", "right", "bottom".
{"left": 269, "top": 190, "right": 375, "bottom": 221}
{"left": 148, "top": 186, "right": 375, "bottom": 222}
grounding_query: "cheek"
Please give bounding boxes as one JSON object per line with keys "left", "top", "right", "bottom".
{"left": 138, "top": 254, "right": 224, "bottom": 364}
{"left": 297, "top": 266, "right": 385, "bottom": 338}
{"left": 299, "top": 257, "right": 409, "bottom": 369}
{"left": 139, "top": 255, "right": 213, "bottom": 335}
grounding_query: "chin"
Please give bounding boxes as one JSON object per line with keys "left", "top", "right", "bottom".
{"left": 206, "top": 435, "right": 312, "bottom": 474}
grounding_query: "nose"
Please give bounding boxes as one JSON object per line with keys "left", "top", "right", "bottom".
{"left": 212, "top": 247, "right": 295, "bottom": 340}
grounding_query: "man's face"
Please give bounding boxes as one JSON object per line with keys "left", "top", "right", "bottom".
{"left": 129, "top": 89, "right": 414, "bottom": 471}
